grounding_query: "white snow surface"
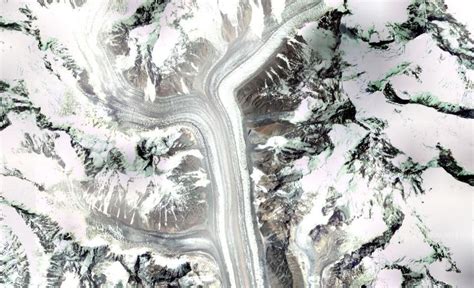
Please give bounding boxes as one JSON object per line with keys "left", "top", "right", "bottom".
{"left": 341, "top": 35, "right": 474, "bottom": 170}
{"left": 444, "top": 0, "right": 474, "bottom": 33}
{"left": 270, "top": 0, "right": 286, "bottom": 23}
{"left": 419, "top": 168, "right": 473, "bottom": 287}
{"left": 293, "top": 123, "right": 368, "bottom": 286}
{"left": 0, "top": 204, "right": 49, "bottom": 288}
{"left": 374, "top": 269, "right": 404, "bottom": 287}
{"left": 288, "top": 97, "right": 319, "bottom": 123}
{"left": 344, "top": 0, "right": 410, "bottom": 37}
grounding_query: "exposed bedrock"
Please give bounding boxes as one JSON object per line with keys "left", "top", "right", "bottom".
{"left": 238, "top": 9, "right": 353, "bottom": 287}
{"left": 1, "top": 0, "right": 473, "bottom": 287}
{"left": 238, "top": 0, "right": 473, "bottom": 286}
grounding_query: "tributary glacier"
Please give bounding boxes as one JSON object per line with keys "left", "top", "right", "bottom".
{"left": 1, "top": 0, "right": 473, "bottom": 287}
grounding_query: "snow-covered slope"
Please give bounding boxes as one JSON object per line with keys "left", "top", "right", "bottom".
{"left": 1, "top": 0, "right": 472, "bottom": 287}
{"left": 242, "top": 0, "right": 473, "bottom": 286}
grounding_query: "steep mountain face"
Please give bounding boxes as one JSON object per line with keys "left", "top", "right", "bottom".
{"left": 241, "top": 1, "right": 473, "bottom": 287}
{"left": 1, "top": 0, "right": 472, "bottom": 287}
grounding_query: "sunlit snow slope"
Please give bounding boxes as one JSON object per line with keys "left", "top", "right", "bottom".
{"left": 1, "top": 0, "right": 473, "bottom": 287}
